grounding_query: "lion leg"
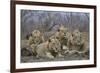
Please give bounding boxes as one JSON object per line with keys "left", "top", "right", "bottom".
{"left": 57, "top": 53, "right": 64, "bottom": 57}
{"left": 46, "top": 52, "right": 54, "bottom": 59}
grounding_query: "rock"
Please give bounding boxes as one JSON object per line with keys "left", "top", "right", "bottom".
{"left": 21, "top": 48, "right": 33, "bottom": 56}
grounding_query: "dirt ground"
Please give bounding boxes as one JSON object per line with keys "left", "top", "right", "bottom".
{"left": 21, "top": 52, "right": 89, "bottom": 63}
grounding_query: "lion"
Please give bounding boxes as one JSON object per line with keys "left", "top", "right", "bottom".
{"left": 70, "top": 29, "right": 82, "bottom": 47}
{"left": 34, "top": 38, "right": 62, "bottom": 59}
{"left": 28, "top": 30, "right": 44, "bottom": 54}
{"left": 60, "top": 31, "right": 73, "bottom": 54}
{"left": 67, "top": 29, "right": 89, "bottom": 57}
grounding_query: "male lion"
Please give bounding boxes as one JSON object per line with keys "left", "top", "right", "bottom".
{"left": 28, "top": 30, "right": 44, "bottom": 55}
{"left": 67, "top": 29, "right": 89, "bottom": 56}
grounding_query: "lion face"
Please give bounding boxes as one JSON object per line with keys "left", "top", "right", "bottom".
{"left": 71, "top": 29, "right": 82, "bottom": 45}
{"left": 32, "top": 30, "right": 41, "bottom": 42}
{"left": 48, "top": 38, "right": 61, "bottom": 53}
{"left": 58, "top": 26, "right": 68, "bottom": 38}
{"left": 30, "top": 30, "right": 44, "bottom": 44}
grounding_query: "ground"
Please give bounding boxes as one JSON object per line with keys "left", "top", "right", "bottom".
{"left": 21, "top": 52, "right": 89, "bottom": 63}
